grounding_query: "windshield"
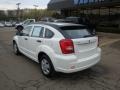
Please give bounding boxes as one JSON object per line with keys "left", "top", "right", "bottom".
{"left": 60, "top": 26, "right": 94, "bottom": 39}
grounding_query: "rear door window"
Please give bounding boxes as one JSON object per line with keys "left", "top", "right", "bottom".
{"left": 31, "top": 26, "right": 44, "bottom": 38}
{"left": 60, "top": 26, "right": 94, "bottom": 39}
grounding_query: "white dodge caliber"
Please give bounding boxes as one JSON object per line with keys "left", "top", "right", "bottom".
{"left": 13, "top": 22, "right": 101, "bottom": 77}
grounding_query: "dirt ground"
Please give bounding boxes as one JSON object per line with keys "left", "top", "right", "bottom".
{"left": 0, "top": 27, "right": 120, "bottom": 90}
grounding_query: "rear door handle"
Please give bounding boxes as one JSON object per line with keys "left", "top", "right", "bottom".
{"left": 37, "top": 40, "right": 42, "bottom": 43}
{"left": 24, "top": 38, "right": 28, "bottom": 40}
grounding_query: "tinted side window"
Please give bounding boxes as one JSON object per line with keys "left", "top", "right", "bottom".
{"left": 31, "top": 26, "right": 44, "bottom": 37}
{"left": 23, "top": 26, "right": 32, "bottom": 36}
{"left": 45, "top": 28, "right": 54, "bottom": 38}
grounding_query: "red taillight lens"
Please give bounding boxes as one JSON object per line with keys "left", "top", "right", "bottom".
{"left": 60, "top": 39, "right": 74, "bottom": 54}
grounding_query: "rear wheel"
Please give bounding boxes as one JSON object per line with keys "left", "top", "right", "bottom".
{"left": 39, "top": 54, "right": 55, "bottom": 77}
{"left": 13, "top": 42, "right": 20, "bottom": 55}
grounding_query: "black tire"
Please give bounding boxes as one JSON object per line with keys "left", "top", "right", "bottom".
{"left": 13, "top": 42, "right": 20, "bottom": 55}
{"left": 39, "top": 54, "right": 56, "bottom": 77}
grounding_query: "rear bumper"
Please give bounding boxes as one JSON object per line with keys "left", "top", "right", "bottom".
{"left": 54, "top": 48, "right": 101, "bottom": 73}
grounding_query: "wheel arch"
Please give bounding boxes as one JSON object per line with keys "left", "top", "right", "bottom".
{"left": 38, "top": 52, "right": 47, "bottom": 62}
{"left": 13, "top": 40, "right": 18, "bottom": 46}
{"left": 38, "top": 51, "right": 55, "bottom": 69}
{"left": 13, "top": 40, "right": 16, "bottom": 44}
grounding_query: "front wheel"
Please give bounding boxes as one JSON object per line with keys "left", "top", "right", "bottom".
{"left": 13, "top": 42, "right": 20, "bottom": 55}
{"left": 40, "top": 55, "right": 56, "bottom": 77}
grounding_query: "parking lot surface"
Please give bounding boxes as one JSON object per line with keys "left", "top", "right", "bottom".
{"left": 0, "top": 27, "right": 120, "bottom": 90}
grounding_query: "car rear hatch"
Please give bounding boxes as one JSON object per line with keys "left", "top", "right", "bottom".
{"left": 72, "top": 37, "right": 98, "bottom": 59}
{"left": 60, "top": 25, "right": 98, "bottom": 59}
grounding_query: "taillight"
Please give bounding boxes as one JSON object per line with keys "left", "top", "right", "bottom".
{"left": 60, "top": 39, "right": 74, "bottom": 54}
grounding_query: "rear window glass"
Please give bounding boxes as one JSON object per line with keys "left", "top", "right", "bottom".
{"left": 60, "top": 26, "right": 94, "bottom": 39}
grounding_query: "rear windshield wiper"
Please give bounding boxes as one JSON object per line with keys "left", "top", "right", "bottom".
{"left": 83, "top": 35, "right": 93, "bottom": 38}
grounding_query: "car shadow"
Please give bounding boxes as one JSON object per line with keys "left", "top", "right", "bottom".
{"left": 50, "top": 63, "right": 108, "bottom": 81}
{"left": 17, "top": 53, "right": 108, "bottom": 81}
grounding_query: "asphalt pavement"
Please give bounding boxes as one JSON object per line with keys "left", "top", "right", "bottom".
{"left": 0, "top": 27, "right": 120, "bottom": 90}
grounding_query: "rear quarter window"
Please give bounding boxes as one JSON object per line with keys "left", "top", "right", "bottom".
{"left": 45, "top": 28, "right": 54, "bottom": 38}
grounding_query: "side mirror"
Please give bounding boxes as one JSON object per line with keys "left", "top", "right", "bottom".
{"left": 16, "top": 25, "right": 24, "bottom": 31}
{"left": 16, "top": 25, "right": 24, "bottom": 36}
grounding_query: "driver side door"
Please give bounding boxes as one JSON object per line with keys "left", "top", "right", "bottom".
{"left": 18, "top": 26, "right": 33, "bottom": 55}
